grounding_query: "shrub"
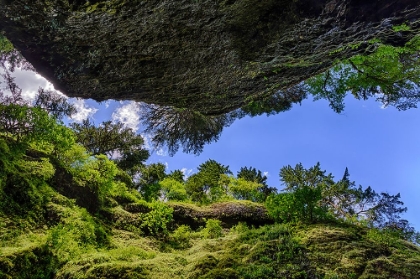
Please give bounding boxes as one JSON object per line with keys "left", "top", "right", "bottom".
{"left": 140, "top": 201, "right": 173, "bottom": 236}
{"left": 170, "top": 225, "right": 192, "bottom": 249}
{"left": 202, "top": 219, "right": 223, "bottom": 239}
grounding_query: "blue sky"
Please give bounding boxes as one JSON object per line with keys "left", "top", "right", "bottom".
{"left": 10, "top": 68, "right": 420, "bottom": 230}
{"left": 151, "top": 96, "right": 420, "bottom": 230}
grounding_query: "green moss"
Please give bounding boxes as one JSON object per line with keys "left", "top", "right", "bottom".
{"left": 221, "top": 0, "right": 302, "bottom": 59}
{"left": 0, "top": 34, "right": 14, "bottom": 53}
{"left": 84, "top": 0, "right": 128, "bottom": 15}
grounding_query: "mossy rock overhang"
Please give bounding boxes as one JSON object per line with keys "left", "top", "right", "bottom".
{"left": 1, "top": 0, "right": 419, "bottom": 114}
{"left": 169, "top": 201, "right": 273, "bottom": 229}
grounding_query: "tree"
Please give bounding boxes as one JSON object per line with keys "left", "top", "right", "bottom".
{"left": 167, "top": 170, "right": 185, "bottom": 183}
{"left": 185, "top": 159, "right": 231, "bottom": 203}
{"left": 1, "top": 64, "right": 76, "bottom": 120}
{"left": 141, "top": 105, "right": 236, "bottom": 155}
{"left": 271, "top": 163, "right": 412, "bottom": 227}
{"left": 237, "top": 166, "right": 277, "bottom": 201}
{"left": 2, "top": 3, "right": 420, "bottom": 151}
{"left": 276, "top": 163, "right": 331, "bottom": 223}
{"left": 222, "top": 175, "right": 264, "bottom": 202}
{"left": 159, "top": 178, "right": 188, "bottom": 202}
{"left": 241, "top": 85, "right": 307, "bottom": 116}
{"left": 137, "top": 163, "right": 166, "bottom": 201}
{"left": 280, "top": 163, "right": 335, "bottom": 192}
{"left": 33, "top": 88, "right": 76, "bottom": 120}
{"left": 237, "top": 166, "right": 267, "bottom": 185}
{"left": 306, "top": 36, "right": 420, "bottom": 112}
{"left": 70, "top": 119, "right": 149, "bottom": 165}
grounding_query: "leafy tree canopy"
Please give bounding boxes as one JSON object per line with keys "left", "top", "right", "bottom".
{"left": 70, "top": 119, "right": 149, "bottom": 171}
{"left": 306, "top": 35, "right": 420, "bottom": 112}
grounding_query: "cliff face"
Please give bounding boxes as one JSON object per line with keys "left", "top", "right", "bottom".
{"left": 1, "top": 0, "right": 419, "bottom": 114}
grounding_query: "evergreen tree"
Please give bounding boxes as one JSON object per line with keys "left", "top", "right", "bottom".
{"left": 70, "top": 119, "right": 149, "bottom": 165}
{"left": 185, "top": 159, "right": 231, "bottom": 203}
{"left": 237, "top": 166, "right": 277, "bottom": 200}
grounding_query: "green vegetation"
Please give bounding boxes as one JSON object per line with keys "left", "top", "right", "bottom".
{"left": 0, "top": 92, "right": 419, "bottom": 278}
{"left": 307, "top": 35, "right": 420, "bottom": 112}
{"left": 1, "top": 31, "right": 420, "bottom": 278}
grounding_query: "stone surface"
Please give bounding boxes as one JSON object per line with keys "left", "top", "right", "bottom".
{"left": 1, "top": 0, "right": 419, "bottom": 114}
{"left": 169, "top": 201, "right": 273, "bottom": 229}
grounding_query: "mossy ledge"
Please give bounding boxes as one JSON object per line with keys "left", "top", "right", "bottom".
{"left": 169, "top": 201, "right": 273, "bottom": 229}
{"left": 1, "top": 1, "right": 420, "bottom": 114}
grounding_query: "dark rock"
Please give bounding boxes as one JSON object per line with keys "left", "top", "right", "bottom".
{"left": 1, "top": 1, "right": 419, "bottom": 114}
{"left": 169, "top": 201, "right": 273, "bottom": 229}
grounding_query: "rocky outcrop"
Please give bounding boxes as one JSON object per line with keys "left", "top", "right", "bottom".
{"left": 1, "top": 0, "right": 419, "bottom": 114}
{"left": 169, "top": 201, "right": 272, "bottom": 229}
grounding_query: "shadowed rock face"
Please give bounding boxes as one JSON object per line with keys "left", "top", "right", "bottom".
{"left": 0, "top": 0, "right": 419, "bottom": 114}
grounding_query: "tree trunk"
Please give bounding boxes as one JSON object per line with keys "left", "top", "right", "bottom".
{"left": 1, "top": 0, "right": 419, "bottom": 114}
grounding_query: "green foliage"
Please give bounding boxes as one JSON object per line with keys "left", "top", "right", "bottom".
{"left": 70, "top": 154, "right": 119, "bottom": 204}
{"left": 268, "top": 163, "right": 332, "bottom": 223}
{"left": 167, "top": 169, "right": 184, "bottom": 183}
{"left": 366, "top": 228, "right": 402, "bottom": 248}
{"left": 0, "top": 105, "right": 53, "bottom": 143}
{"left": 0, "top": 136, "right": 58, "bottom": 217}
{"left": 159, "top": 178, "right": 188, "bottom": 202}
{"left": 141, "top": 105, "right": 235, "bottom": 155}
{"left": 186, "top": 159, "right": 231, "bottom": 204}
{"left": 265, "top": 192, "right": 296, "bottom": 222}
{"left": 237, "top": 166, "right": 276, "bottom": 201}
{"left": 47, "top": 212, "right": 96, "bottom": 263}
{"left": 202, "top": 219, "right": 223, "bottom": 239}
{"left": 307, "top": 35, "right": 420, "bottom": 112}
{"left": 393, "top": 23, "right": 411, "bottom": 32}
{"left": 138, "top": 163, "right": 167, "bottom": 201}
{"left": 241, "top": 85, "right": 307, "bottom": 116}
{"left": 170, "top": 225, "right": 192, "bottom": 249}
{"left": 0, "top": 34, "right": 14, "bottom": 54}
{"left": 221, "top": 175, "right": 264, "bottom": 202}
{"left": 70, "top": 120, "right": 149, "bottom": 177}
{"left": 140, "top": 201, "right": 173, "bottom": 236}
{"left": 0, "top": 99, "right": 418, "bottom": 279}
{"left": 0, "top": 244, "right": 56, "bottom": 279}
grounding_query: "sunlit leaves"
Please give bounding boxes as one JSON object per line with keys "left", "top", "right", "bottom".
{"left": 70, "top": 154, "right": 119, "bottom": 202}
{"left": 306, "top": 35, "right": 420, "bottom": 112}
{"left": 159, "top": 178, "right": 188, "bottom": 202}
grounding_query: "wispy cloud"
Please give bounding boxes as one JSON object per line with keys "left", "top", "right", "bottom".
{"left": 103, "top": 100, "right": 111, "bottom": 108}
{"left": 181, "top": 168, "right": 193, "bottom": 179}
{"left": 263, "top": 171, "right": 269, "bottom": 177}
{"left": 156, "top": 148, "right": 167, "bottom": 157}
{"left": 111, "top": 101, "right": 141, "bottom": 132}
{"left": 71, "top": 98, "right": 98, "bottom": 122}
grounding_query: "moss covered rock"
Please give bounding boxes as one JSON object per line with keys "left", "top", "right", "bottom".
{"left": 1, "top": 1, "right": 419, "bottom": 114}
{"left": 170, "top": 201, "right": 273, "bottom": 229}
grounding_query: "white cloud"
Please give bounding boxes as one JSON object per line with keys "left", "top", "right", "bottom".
{"left": 263, "top": 171, "right": 269, "bottom": 177}
{"left": 70, "top": 98, "right": 98, "bottom": 122}
{"left": 156, "top": 148, "right": 167, "bottom": 157}
{"left": 140, "top": 133, "right": 153, "bottom": 150}
{"left": 21, "top": 90, "right": 38, "bottom": 102}
{"left": 0, "top": 68, "right": 67, "bottom": 102}
{"left": 181, "top": 168, "right": 193, "bottom": 179}
{"left": 111, "top": 101, "right": 141, "bottom": 132}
